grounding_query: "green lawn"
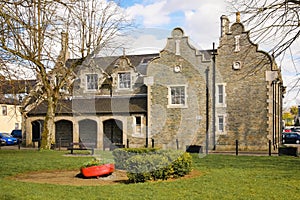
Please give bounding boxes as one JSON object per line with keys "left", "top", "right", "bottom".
{"left": 0, "top": 149, "right": 299, "bottom": 200}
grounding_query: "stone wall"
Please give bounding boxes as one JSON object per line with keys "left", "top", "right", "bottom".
{"left": 147, "top": 28, "right": 212, "bottom": 150}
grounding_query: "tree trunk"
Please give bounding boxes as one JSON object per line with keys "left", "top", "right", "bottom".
{"left": 40, "top": 97, "right": 57, "bottom": 150}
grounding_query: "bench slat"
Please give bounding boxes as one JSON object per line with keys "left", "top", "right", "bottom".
{"left": 68, "top": 142, "right": 95, "bottom": 154}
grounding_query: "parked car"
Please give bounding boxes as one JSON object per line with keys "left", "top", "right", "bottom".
{"left": 0, "top": 133, "right": 18, "bottom": 145}
{"left": 11, "top": 129, "right": 22, "bottom": 139}
{"left": 282, "top": 132, "right": 300, "bottom": 144}
{"left": 283, "top": 128, "right": 292, "bottom": 133}
{"left": 0, "top": 138, "right": 5, "bottom": 145}
{"left": 291, "top": 127, "right": 300, "bottom": 133}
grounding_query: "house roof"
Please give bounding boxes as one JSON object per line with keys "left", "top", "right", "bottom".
{"left": 27, "top": 96, "right": 147, "bottom": 116}
{"left": 0, "top": 77, "right": 37, "bottom": 94}
{"left": 66, "top": 53, "right": 159, "bottom": 76}
{"left": 0, "top": 96, "right": 20, "bottom": 105}
{"left": 0, "top": 79, "right": 37, "bottom": 94}
{"left": 0, "top": 78, "right": 37, "bottom": 105}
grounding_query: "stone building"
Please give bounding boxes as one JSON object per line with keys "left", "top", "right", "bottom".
{"left": 215, "top": 14, "right": 283, "bottom": 150}
{"left": 23, "top": 14, "right": 284, "bottom": 151}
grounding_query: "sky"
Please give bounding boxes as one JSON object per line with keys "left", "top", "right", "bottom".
{"left": 121, "top": 0, "right": 230, "bottom": 51}
{"left": 118, "top": 0, "right": 300, "bottom": 109}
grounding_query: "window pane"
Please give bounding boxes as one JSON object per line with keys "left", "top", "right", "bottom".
{"left": 135, "top": 116, "right": 141, "bottom": 134}
{"left": 136, "top": 116, "right": 141, "bottom": 125}
{"left": 218, "top": 116, "right": 224, "bottom": 132}
{"left": 119, "top": 73, "right": 131, "bottom": 89}
{"left": 218, "top": 85, "right": 223, "bottom": 104}
{"left": 171, "top": 86, "right": 185, "bottom": 105}
{"left": 86, "top": 74, "right": 98, "bottom": 90}
{"left": 2, "top": 106, "right": 7, "bottom": 116}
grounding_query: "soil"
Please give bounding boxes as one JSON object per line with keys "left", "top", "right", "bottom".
{"left": 9, "top": 169, "right": 201, "bottom": 186}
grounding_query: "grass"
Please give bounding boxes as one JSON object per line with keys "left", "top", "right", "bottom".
{"left": 0, "top": 149, "right": 299, "bottom": 200}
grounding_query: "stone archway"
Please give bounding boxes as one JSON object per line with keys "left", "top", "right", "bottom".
{"left": 103, "top": 119, "right": 123, "bottom": 150}
{"left": 31, "top": 120, "right": 44, "bottom": 143}
{"left": 55, "top": 120, "right": 73, "bottom": 147}
{"left": 78, "top": 119, "right": 97, "bottom": 145}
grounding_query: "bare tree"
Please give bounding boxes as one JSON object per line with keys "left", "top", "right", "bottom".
{"left": 228, "top": 0, "right": 300, "bottom": 105}
{"left": 0, "top": 0, "right": 132, "bottom": 149}
{"left": 228, "top": 0, "right": 300, "bottom": 58}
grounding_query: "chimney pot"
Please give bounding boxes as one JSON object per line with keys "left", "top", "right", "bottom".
{"left": 236, "top": 12, "right": 241, "bottom": 23}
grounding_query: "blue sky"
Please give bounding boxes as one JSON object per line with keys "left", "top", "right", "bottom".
{"left": 118, "top": 0, "right": 300, "bottom": 108}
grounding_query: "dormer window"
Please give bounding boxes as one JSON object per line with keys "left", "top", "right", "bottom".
{"left": 86, "top": 74, "right": 98, "bottom": 90}
{"left": 118, "top": 72, "right": 131, "bottom": 89}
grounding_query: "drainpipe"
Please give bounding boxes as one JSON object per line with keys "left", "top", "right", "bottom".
{"left": 205, "top": 67, "right": 209, "bottom": 155}
{"left": 144, "top": 76, "right": 154, "bottom": 148}
{"left": 212, "top": 43, "right": 217, "bottom": 150}
{"left": 272, "top": 80, "right": 276, "bottom": 150}
{"left": 277, "top": 82, "right": 281, "bottom": 148}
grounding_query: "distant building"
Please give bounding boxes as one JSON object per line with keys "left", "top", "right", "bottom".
{"left": 23, "top": 14, "right": 284, "bottom": 151}
{"left": 0, "top": 76, "right": 36, "bottom": 133}
{"left": 0, "top": 97, "right": 22, "bottom": 133}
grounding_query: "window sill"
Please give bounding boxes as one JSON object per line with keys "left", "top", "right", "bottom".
{"left": 132, "top": 134, "right": 144, "bottom": 138}
{"left": 167, "top": 104, "right": 188, "bottom": 109}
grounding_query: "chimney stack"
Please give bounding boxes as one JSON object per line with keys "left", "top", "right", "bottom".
{"left": 220, "top": 15, "right": 230, "bottom": 37}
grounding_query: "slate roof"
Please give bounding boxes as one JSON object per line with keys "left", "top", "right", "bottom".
{"left": 66, "top": 53, "right": 159, "bottom": 75}
{"left": 0, "top": 79, "right": 36, "bottom": 94}
{"left": 0, "top": 96, "right": 20, "bottom": 105}
{"left": 27, "top": 96, "right": 147, "bottom": 116}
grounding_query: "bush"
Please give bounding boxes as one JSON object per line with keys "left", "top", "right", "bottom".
{"left": 125, "top": 155, "right": 152, "bottom": 183}
{"left": 112, "top": 148, "right": 158, "bottom": 169}
{"left": 122, "top": 149, "right": 193, "bottom": 183}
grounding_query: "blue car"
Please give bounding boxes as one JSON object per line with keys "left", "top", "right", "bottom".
{"left": 0, "top": 133, "right": 18, "bottom": 145}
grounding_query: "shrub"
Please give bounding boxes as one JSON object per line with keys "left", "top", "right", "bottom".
{"left": 123, "top": 149, "right": 193, "bottom": 183}
{"left": 125, "top": 155, "right": 152, "bottom": 183}
{"left": 112, "top": 148, "right": 158, "bottom": 169}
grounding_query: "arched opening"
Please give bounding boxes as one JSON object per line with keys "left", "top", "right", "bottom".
{"left": 103, "top": 119, "right": 123, "bottom": 150}
{"left": 78, "top": 119, "right": 97, "bottom": 145}
{"left": 55, "top": 120, "right": 73, "bottom": 147}
{"left": 31, "top": 120, "right": 44, "bottom": 146}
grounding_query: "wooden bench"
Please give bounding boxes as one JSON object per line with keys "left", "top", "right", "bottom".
{"left": 67, "top": 142, "right": 95, "bottom": 154}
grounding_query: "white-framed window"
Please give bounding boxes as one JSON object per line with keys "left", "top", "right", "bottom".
{"left": 132, "top": 115, "right": 143, "bottom": 137}
{"left": 216, "top": 83, "right": 226, "bottom": 107}
{"left": 217, "top": 115, "right": 226, "bottom": 134}
{"left": 2, "top": 106, "right": 7, "bottom": 116}
{"left": 135, "top": 116, "right": 142, "bottom": 134}
{"left": 86, "top": 74, "right": 98, "bottom": 90}
{"left": 118, "top": 72, "right": 131, "bottom": 89}
{"left": 15, "top": 123, "right": 19, "bottom": 129}
{"left": 168, "top": 85, "right": 187, "bottom": 108}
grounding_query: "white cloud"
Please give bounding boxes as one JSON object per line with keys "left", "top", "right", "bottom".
{"left": 125, "top": 32, "right": 167, "bottom": 54}
{"left": 126, "top": 1, "right": 170, "bottom": 26}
